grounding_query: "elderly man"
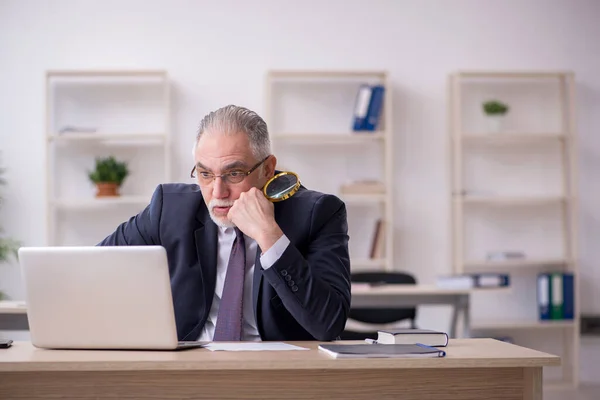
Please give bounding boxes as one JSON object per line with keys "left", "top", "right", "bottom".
{"left": 99, "top": 105, "right": 351, "bottom": 342}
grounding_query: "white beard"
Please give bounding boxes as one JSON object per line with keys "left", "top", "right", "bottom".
{"left": 207, "top": 199, "right": 236, "bottom": 228}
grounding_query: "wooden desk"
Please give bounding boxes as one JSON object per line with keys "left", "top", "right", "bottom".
{"left": 0, "top": 339, "right": 559, "bottom": 399}
{"left": 351, "top": 284, "right": 471, "bottom": 338}
{"left": 0, "top": 301, "right": 28, "bottom": 331}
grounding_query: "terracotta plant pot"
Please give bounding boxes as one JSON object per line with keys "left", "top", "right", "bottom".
{"left": 95, "top": 182, "right": 120, "bottom": 197}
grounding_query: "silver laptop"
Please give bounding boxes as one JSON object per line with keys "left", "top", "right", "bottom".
{"left": 19, "top": 246, "right": 207, "bottom": 350}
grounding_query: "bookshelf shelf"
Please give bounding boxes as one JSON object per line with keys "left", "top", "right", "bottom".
{"left": 449, "top": 70, "right": 579, "bottom": 387}
{"left": 458, "top": 195, "right": 568, "bottom": 206}
{"left": 351, "top": 258, "right": 388, "bottom": 270}
{"left": 464, "top": 258, "right": 569, "bottom": 271}
{"left": 47, "top": 69, "right": 167, "bottom": 78}
{"left": 471, "top": 320, "right": 575, "bottom": 330}
{"left": 50, "top": 196, "right": 152, "bottom": 210}
{"left": 340, "top": 193, "right": 387, "bottom": 204}
{"left": 461, "top": 133, "right": 566, "bottom": 143}
{"left": 48, "top": 133, "right": 167, "bottom": 144}
{"left": 272, "top": 132, "right": 385, "bottom": 144}
{"left": 455, "top": 70, "right": 570, "bottom": 79}
{"left": 268, "top": 69, "right": 387, "bottom": 79}
{"left": 470, "top": 287, "right": 513, "bottom": 293}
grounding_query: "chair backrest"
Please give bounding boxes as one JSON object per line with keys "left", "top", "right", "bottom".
{"left": 350, "top": 271, "right": 417, "bottom": 324}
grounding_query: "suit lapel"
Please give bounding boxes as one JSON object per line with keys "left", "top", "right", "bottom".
{"left": 252, "top": 245, "right": 263, "bottom": 322}
{"left": 194, "top": 204, "right": 218, "bottom": 314}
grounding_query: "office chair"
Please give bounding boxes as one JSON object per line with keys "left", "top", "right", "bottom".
{"left": 341, "top": 271, "right": 417, "bottom": 340}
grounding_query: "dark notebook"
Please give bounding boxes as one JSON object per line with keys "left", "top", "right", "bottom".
{"left": 318, "top": 343, "right": 446, "bottom": 359}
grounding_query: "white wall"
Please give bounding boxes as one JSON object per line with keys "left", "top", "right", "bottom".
{"left": 1, "top": 0, "right": 599, "bottom": 365}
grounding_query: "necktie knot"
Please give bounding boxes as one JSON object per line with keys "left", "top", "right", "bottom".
{"left": 234, "top": 227, "right": 244, "bottom": 241}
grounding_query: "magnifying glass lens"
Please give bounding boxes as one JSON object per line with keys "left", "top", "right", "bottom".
{"left": 263, "top": 172, "right": 300, "bottom": 202}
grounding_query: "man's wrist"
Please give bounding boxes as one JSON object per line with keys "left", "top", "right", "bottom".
{"left": 257, "top": 222, "right": 284, "bottom": 252}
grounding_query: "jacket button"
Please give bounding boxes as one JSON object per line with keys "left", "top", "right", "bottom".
{"left": 285, "top": 275, "right": 292, "bottom": 281}
{"left": 281, "top": 270, "right": 288, "bottom": 276}
{"left": 288, "top": 280, "right": 295, "bottom": 287}
{"left": 292, "top": 286, "right": 299, "bottom": 292}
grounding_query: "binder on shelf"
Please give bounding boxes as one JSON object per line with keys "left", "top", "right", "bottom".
{"left": 351, "top": 84, "right": 385, "bottom": 131}
{"left": 352, "top": 85, "right": 372, "bottom": 131}
{"left": 363, "top": 85, "right": 385, "bottom": 131}
{"left": 537, "top": 273, "right": 551, "bottom": 320}
{"left": 563, "top": 273, "right": 574, "bottom": 320}
{"left": 551, "top": 273, "right": 563, "bottom": 320}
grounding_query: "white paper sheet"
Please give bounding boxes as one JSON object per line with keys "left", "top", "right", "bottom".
{"left": 204, "top": 342, "right": 309, "bottom": 351}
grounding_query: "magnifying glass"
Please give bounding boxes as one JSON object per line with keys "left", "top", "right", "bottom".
{"left": 263, "top": 171, "right": 301, "bottom": 202}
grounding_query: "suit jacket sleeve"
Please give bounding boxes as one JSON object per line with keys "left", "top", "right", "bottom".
{"left": 97, "top": 185, "right": 163, "bottom": 246}
{"left": 261, "top": 194, "right": 351, "bottom": 341}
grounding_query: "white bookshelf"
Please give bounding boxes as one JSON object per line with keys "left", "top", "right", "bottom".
{"left": 449, "top": 71, "right": 579, "bottom": 388}
{"left": 45, "top": 70, "right": 171, "bottom": 246}
{"left": 265, "top": 70, "right": 394, "bottom": 271}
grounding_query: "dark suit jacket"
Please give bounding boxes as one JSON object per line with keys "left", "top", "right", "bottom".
{"left": 98, "top": 183, "right": 351, "bottom": 341}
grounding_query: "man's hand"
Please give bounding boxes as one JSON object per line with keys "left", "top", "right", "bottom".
{"left": 228, "top": 187, "right": 284, "bottom": 252}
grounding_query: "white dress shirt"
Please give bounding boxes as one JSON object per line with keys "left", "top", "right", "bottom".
{"left": 198, "top": 226, "right": 290, "bottom": 341}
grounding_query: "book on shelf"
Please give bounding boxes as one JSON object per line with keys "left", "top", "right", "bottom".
{"left": 352, "top": 84, "right": 385, "bottom": 132}
{"left": 486, "top": 251, "right": 526, "bottom": 262}
{"left": 58, "top": 126, "right": 98, "bottom": 135}
{"left": 375, "top": 329, "right": 448, "bottom": 347}
{"left": 537, "top": 272, "right": 574, "bottom": 320}
{"left": 436, "top": 273, "right": 510, "bottom": 289}
{"left": 370, "top": 219, "right": 386, "bottom": 259}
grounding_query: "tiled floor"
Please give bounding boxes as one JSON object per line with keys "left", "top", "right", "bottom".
{"left": 544, "top": 385, "right": 599, "bottom": 400}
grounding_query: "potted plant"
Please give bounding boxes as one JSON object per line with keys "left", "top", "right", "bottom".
{"left": 482, "top": 100, "right": 509, "bottom": 133}
{"left": 88, "top": 156, "right": 129, "bottom": 197}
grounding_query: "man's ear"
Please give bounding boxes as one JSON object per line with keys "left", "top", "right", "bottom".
{"left": 265, "top": 155, "right": 277, "bottom": 178}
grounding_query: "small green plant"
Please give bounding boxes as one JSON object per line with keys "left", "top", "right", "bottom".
{"left": 88, "top": 156, "right": 129, "bottom": 186}
{"left": 483, "top": 100, "right": 509, "bottom": 115}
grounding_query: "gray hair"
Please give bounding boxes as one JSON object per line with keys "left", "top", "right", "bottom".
{"left": 194, "top": 105, "right": 271, "bottom": 160}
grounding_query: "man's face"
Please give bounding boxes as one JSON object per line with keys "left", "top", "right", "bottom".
{"left": 193, "top": 131, "right": 275, "bottom": 227}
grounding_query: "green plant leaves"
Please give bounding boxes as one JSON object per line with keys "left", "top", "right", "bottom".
{"left": 483, "top": 100, "right": 509, "bottom": 115}
{"left": 88, "top": 156, "right": 130, "bottom": 186}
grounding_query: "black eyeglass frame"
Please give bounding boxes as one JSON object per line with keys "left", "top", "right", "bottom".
{"left": 190, "top": 156, "right": 270, "bottom": 184}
